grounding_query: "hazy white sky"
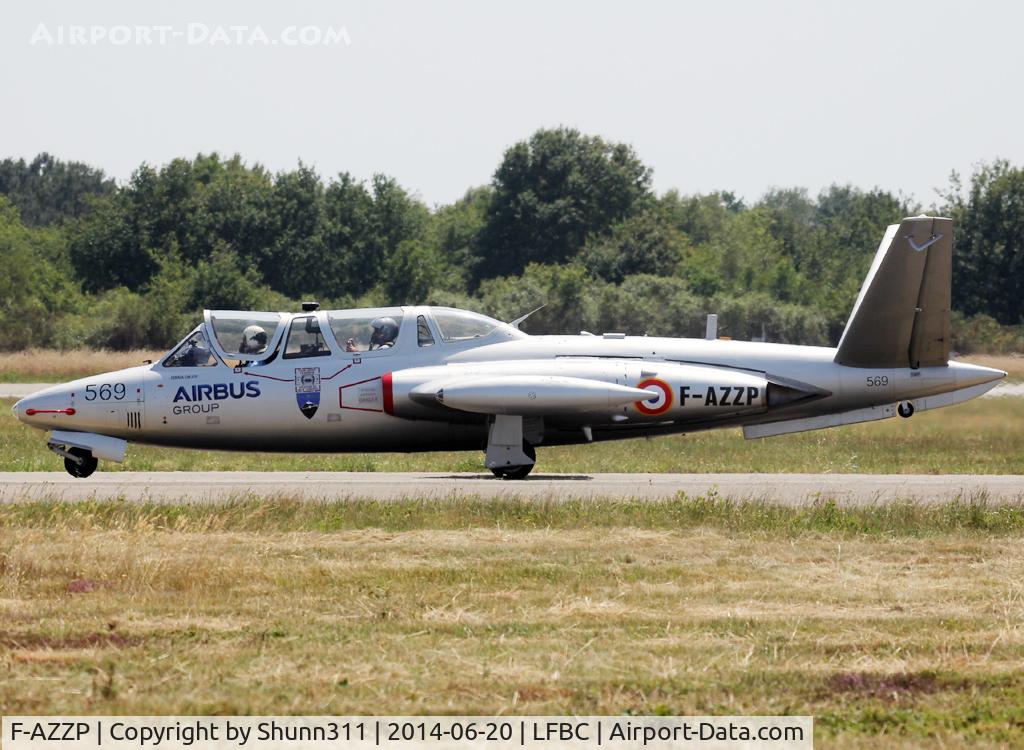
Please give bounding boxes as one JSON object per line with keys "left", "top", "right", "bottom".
{"left": 2, "top": 1, "right": 1021, "bottom": 208}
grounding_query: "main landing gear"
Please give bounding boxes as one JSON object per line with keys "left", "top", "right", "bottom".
{"left": 491, "top": 442, "right": 536, "bottom": 480}
{"left": 485, "top": 415, "right": 537, "bottom": 480}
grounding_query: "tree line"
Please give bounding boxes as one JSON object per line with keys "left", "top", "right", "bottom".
{"left": 1, "top": 129, "right": 1022, "bottom": 352}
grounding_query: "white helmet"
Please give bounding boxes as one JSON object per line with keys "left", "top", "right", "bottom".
{"left": 240, "top": 325, "right": 268, "bottom": 354}
{"left": 370, "top": 317, "right": 399, "bottom": 349}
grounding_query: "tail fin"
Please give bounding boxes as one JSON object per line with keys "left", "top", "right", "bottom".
{"left": 835, "top": 216, "right": 952, "bottom": 368}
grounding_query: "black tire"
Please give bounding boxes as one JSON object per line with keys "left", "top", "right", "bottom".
{"left": 898, "top": 401, "right": 915, "bottom": 418}
{"left": 64, "top": 447, "right": 98, "bottom": 478}
{"left": 490, "top": 442, "right": 536, "bottom": 480}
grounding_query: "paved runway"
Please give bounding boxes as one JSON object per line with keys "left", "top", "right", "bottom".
{"left": 1, "top": 471, "right": 1022, "bottom": 505}
{"left": 0, "top": 384, "right": 56, "bottom": 399}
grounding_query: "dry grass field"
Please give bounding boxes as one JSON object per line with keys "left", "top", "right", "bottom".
{"left": 2, "top": 497, "right": 1024, "bottom": 748}
{"left": 0, "top": 349, "right": 163, "bottom": 383}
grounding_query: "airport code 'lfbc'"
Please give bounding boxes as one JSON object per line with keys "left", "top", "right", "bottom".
{"left": 3, "top": 717, "right": 813, "bottom": 750}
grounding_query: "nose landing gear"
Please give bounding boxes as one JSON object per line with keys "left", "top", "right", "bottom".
{"left": 64, "top": 448, "right": 98, "bottom": 478}
{"left": 48, "top": 443, "right": 98, "bottom": 478}
{"left": 898, "top": 401, "right": 915, "bottom": 418}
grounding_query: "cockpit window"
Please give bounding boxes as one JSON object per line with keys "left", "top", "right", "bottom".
{"left": 431, "top": 308, "right": 500, "bottom": 342}
{"left": 328, "top": 309, "right": 404, "bottom": 353}
{"left": 417, "top": 315, "right": 435, "bottom": 347}
{"left": 284, "top": 316, "right": 332, "bottom": 359}
{"left": 208, "top": 312, "right": 282, "bottom": 360}
{"left": 164, "top": 329, "right": 219, "bottom": 367}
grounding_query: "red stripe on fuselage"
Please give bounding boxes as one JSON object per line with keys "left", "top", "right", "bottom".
{"left": 382, "top": 372, "right": 394, "bottom": 415}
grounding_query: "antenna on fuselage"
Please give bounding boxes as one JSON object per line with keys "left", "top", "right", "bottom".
{"left": 508, "top": 305, "right": 545, "bottom": 330}
{"left": 705, "top": 313, "right": 718, "bottom": 340}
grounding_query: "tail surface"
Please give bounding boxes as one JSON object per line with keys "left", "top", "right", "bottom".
{"left": 835, "top": 216, "right": 952, "bottom": 368}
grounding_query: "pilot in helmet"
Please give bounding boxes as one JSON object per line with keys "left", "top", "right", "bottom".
{"left": 239, "top": 325, "right": 268, "bottom": 355}
{"left": 369, "top": 317, "right": 399, "bottom": 350}
{"left": 184, "top": 336, "right": 212, "bottom": 367}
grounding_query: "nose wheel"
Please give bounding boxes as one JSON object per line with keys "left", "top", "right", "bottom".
{"left": 63, "top": 447, "right": 98, "bottom": 478}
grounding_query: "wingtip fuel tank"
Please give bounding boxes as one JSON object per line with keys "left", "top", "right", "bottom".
{"left": 410, "top": 375, "right": 657, "bottom": 416}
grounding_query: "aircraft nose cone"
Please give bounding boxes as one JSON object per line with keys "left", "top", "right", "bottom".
{"left": 12, "top": 394, "right": 41, "bottom": 425}
{"left": 11, "top": 388, "right": 77, "bottom": 428}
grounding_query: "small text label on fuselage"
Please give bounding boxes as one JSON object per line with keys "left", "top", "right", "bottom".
{"left": 680, "top": 385, "right": 760, "bottom": 407}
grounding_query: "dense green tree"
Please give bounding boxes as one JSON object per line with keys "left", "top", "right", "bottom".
{"left": 8, "top": 136, "right": 1024, "bottom": 353}
{"left": 371, "top": 174, "right": 430, "bottom": 260}
{"left": 64, "top": 155, "right": 431, "bottom": 303}
{"left": 757, "top": 185, "right": 908, "bottom": 284}
{"left": 660, "top": 190, "right": 740, "bottom": 245}
{"left": 80, "top": 287, "right": 186, "bottom": 350}
{"left": 429, "top": 186, "right": 492, "bottom": 289}
{"left": 477, "top": 263, "right": 605, "bottom": 334}
{"left": 383, "top": 240, "right": 444, "bottom": 304}
{"left": 711, "top": 292, "right": 829, "bottom": 345}
{"left": 68, "top": 154, "right": 277, "bottom": 293}
{"left": 811, "top": 185, "right": 910, "bottom": 338}
{"left": 182, "top": 156, "right": 276, "bottom": 268}
{"left": 68, "top": 190, "right": 158, "bottom": 293}
{"left": 321, "top": 173, "right": 375, "bottom": 297}
{"left": 757, "top": 188, "right": 820, "bottom": 273}
{"left": 943, "top": 161, "right": 1024, "bottom": 324}
{"left": 678, "top": 205, "right": 803, "bottom": 300}
{"left": 477, "top": 128, "right": 652, "bottom": 280}
{"left": 0, "top": 198, "right": 84, "bottom": 348}
{"left": 0, "top": 153, "right": 115, "bottom": 226}
{"left": 189, "top": 247, "right": 264, "bottom": 311}
{"left": 595, "top": 275, "right": 705, "bottom": 336}
{"left": 581, "top": 209, "right": 688, "bottom": 283}
{"left": 260, "top": 164, "right": 328, "bottom": 298}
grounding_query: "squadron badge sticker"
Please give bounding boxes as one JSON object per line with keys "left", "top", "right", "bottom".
{"left": 294, "top": 367, "right": 321, "bottom": 419}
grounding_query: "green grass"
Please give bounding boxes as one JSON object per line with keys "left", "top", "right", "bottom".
{"left": 4, "top": 498, "right": 1024, "bottom": 747}
{"left": 4, "top": 395, "right": 1024, "bottom": 473}
{"left": 6, "top": 493, "right": 1024, "bottom": 536}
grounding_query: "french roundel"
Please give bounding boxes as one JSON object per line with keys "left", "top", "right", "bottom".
{"left": 635, "top": 377, "right": 673, "bottom": 415}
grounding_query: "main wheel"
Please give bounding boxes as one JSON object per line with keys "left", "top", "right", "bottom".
{"left": 490, "top": 442, "right": 536, "bottom": 480}
{"left": 64, "top": 447, "right": 98, "bottom": 478}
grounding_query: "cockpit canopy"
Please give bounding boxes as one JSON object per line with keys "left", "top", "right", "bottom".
{"left": 161, "top": 306, "right": 524, "bottom": 368}
{"left": 432, "top": 308, "right": 506, "bottom": 342}
{"left": 206, "top": 311, "right": 284, "bottom": 363}
{"left": 328, "top": 308, "right": 405, "bottom": 353}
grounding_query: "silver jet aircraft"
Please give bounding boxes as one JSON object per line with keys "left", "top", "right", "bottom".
{"left": 13, "top": 216, "right": 1006, "bottom": 478}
